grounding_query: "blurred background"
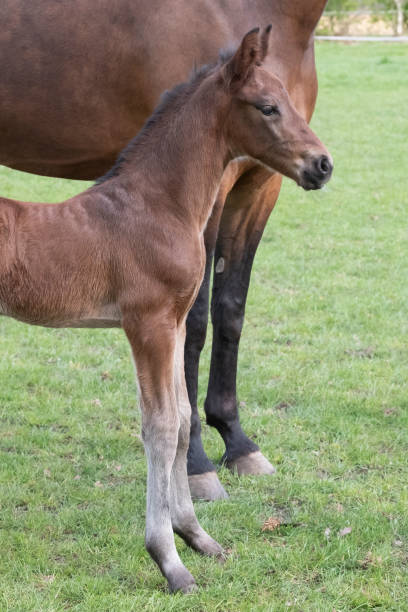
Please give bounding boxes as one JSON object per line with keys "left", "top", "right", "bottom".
{"left": 318, "top": 0, "right": 407, "bottom": 36}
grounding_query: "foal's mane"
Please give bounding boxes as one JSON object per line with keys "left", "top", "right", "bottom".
{"left": 96, "top": 49, "right": 234, "bottom": 184}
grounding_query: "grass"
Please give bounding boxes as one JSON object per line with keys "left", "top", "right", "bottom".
{"left": 0, "top": 42, "right": 407, "bottom": 611}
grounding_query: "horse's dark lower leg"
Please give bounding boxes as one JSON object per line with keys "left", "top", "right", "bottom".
{"left": 184, "top": 198, "right": 228, "bottom": 500}
{"left": 205, "top": 169, "right": 282, "bottom": 475}
{"left": 185, "top": 257, "right": 227, "bottom": 500}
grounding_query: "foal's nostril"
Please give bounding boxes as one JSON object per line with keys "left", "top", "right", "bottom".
{"left": 316, "top": 155, "right": 331, "bottom": 175}
{"left": 302, "top": 154, "right": 333, "bottom": 190}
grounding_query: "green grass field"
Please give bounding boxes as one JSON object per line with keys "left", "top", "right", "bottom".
{"left": 0, "top": 43, "right": 407, "bottom": 611}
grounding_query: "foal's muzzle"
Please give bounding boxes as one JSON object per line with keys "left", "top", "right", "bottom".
{"left": 301, "top": 154, "right": 333, "bottom": 190}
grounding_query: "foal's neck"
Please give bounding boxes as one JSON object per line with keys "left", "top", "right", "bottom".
{"left": 105, "top": 73, "right": 231, "bottom": 232}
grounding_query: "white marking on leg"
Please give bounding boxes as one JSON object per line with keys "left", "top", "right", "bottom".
{"left": 215, "top": 257, "right": 225, "bottom": 273}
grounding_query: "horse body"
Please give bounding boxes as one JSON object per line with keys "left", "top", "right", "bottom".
{"left": 0, "top": 0, "right": 329, "bottom": 498}
{"left": 0, "top": 1, "right": 323, "bottom": 178}
{"left": 0, "top": 28, "right": 332, "bottom": 591}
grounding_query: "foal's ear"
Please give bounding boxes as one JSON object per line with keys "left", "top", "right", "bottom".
{"left": 260, "top": 24, "right": 272, "bottom": 62}
{"left": 223, "top": 27, "right": 262, "bottom": 90}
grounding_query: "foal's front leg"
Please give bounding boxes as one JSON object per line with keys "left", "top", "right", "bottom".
{"left": 123, "top": 315, "right": 196, "bottom": 594}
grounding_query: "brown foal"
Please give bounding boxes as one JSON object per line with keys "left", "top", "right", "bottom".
{"left": 0, "top": 28, "right": 332, "bottom": 592}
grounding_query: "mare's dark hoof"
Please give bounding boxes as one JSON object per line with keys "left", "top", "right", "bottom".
{"left": 188, "top": 471, "right": 228, "bottom": 501}
{"left": 226, "top": 450, "right": 276, "bottom": 476}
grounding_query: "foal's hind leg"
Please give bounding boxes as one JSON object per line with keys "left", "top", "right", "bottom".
{"left": 205, "top": 167, "right": 281, "bottom": 475}
{"left": 172, "top": 324, "right": 224, "bottom": 557}
{"left": 123, "top": 314, "right": 196, "bottom": 594}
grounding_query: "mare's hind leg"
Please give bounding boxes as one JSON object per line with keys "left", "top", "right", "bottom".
{"left": 171, "top": 324, "right": 224, "bottom": 557}
{"left": 123, "top": 314, "right": 196, "bottom": 594}
{"left": 205, "top": 167, "right": 282, "bottom": 475}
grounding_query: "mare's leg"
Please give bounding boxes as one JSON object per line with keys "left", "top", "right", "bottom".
{"left": 123, "top": 314, "right": 196, "bottom": 594}
{"left": 184, "top": 190, "right": 230, "bottom": 500}
{"left": 185, "top": 253, "right": 229, "bottom": 500}
{"left": 205, "top": 167, "right": 282, "bottom": 475}
{"left": 171, "top": 324, "right": 224, "bottom": 556}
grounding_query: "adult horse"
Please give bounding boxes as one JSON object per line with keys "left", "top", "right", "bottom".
{"left": 0, "top": 28, "right": 332, "bottom": 592}
{"left": 0, "top": 0, "right": 328, "bottom": 500}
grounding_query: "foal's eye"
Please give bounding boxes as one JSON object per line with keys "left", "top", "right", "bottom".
{"left": 257, "top": 105, "right": 280, "bottom": 116}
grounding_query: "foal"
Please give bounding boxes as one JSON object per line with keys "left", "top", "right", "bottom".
{"left": 0, "top": 27, "right": 332, "bottom": 592}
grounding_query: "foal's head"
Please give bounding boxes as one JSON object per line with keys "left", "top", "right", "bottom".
{"left": 221, "top": 26, "right": 333, "bottom": 190}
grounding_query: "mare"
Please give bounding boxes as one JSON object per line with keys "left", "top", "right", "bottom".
{"left": 0, "top": 0, "right": 329, "bottom": 500}
{"left": 0, "top": 28, "right": 332, "bottom": 592}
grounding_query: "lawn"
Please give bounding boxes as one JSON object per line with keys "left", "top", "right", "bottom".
{"left": 0, "top": 42, "right": 407, "bottom": 611}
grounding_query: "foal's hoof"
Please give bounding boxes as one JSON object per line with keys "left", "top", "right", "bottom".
{"left": 193, "top": 532, "right": 225, "bottom": 559}
{"left": 168, "top": 567, "right": 197, "bottom": 594}
{"left": 226, "top": 451, "right": 276, "bottom": 476}
{"left": 189, "top": 471, "right": 228, "bottom": 501}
